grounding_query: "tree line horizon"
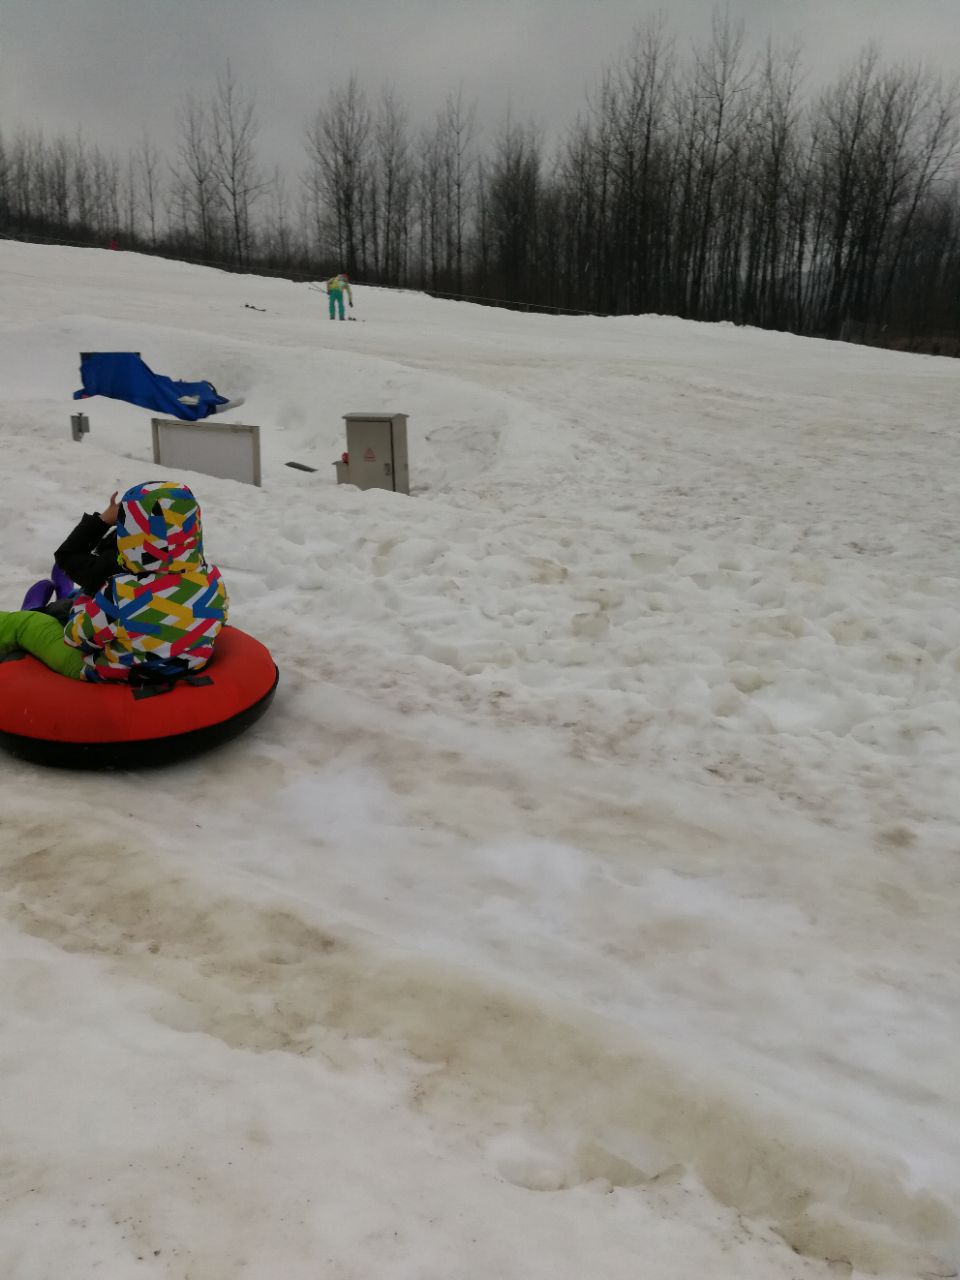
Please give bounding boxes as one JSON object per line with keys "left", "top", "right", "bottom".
{"left": 2, "top": 12, "right": 959, "bottom": 353}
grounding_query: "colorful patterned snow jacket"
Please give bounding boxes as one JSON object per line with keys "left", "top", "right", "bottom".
{"left": 64, "top": 481, "right": 228, "bottom": 683}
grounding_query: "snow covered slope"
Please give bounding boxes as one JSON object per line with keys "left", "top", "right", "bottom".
{"left": 1, "top": 242, "right": 958, "bottom": 1280}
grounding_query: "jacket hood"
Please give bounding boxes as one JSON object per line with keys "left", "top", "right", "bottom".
{"left": 116, "top": 481, "right": 206, "bottom": 574}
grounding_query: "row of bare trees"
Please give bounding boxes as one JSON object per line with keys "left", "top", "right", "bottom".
{"left": 540, "top": 16, "right": 960, "bottom": 342}
{"left": 2, "top": 15, "right": 958, "bottom": 347}
{"left": 0, "top": 64, "right": 265, "bottom": 264}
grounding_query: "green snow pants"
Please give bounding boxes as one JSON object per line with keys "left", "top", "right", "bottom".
{"left": 0, "top": 610, "right": 85, "bottom": 679}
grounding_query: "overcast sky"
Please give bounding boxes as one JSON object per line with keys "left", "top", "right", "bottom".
{"left": 2, "top": 0, "right": 959, "bottom": 179}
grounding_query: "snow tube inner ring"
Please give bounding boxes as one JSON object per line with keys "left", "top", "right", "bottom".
{"left": 0, "top": 625, "right": 279, "bottom": 769}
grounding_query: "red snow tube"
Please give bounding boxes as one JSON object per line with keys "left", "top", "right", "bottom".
{"left": 0, "top": 626, "right": 279, "bottom": 769}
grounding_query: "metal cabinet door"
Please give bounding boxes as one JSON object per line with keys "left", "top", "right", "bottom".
{"left": 346, "top": 419, "right": 394, "bottom": 491}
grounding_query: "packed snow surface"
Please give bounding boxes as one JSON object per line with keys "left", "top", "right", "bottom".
{"left": 1, "top": 242, "right": 959, "bottom": 1280}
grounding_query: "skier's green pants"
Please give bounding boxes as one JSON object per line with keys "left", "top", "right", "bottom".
{"left": 0, "top": 610, "right": 85, "bottom": 679}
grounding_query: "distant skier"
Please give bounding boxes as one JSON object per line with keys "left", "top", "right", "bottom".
{"left": 326, "top": 272, "right": 353, "bottom": 321}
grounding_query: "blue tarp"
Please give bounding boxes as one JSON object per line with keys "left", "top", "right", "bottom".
{"left": 74, "top": 352, "right": 228, "bottom": 421}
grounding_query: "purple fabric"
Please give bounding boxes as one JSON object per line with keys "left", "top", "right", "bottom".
{"left": 22, "top": 579, "right": 54, "bottom": 610}
{"left": 51, "top": 564, "right": 76, "bottom": 600}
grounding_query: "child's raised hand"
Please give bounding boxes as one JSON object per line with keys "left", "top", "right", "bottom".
{"left": 100, "top": 491, "right": 120, "bottom": 525}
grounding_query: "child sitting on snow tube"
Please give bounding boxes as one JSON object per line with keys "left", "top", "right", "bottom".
{"left": 0, "top": 481, "right": 228, "bottom": 683}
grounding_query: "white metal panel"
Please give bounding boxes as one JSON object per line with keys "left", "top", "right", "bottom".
{"left": 151, "top": 418, "right": 261, "bottom": 487}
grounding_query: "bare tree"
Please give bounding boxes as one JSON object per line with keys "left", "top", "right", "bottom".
{"left": 485, "top": 115, "right": 543, "bottom": 302}
{"left": 262, "top": 165, "right": 296, "bottom": 262}
{"left": 0, "top": 131, "right": 9, "bottom": 222}
{"left": 686, "top": 10, "right": 754, "bottom": 315}
{"left": 740, "top": 41, "right": 804, "bottom": 327}
{"left": 90, "top": 146, "right": 121, "bottom": 237}
{"left": 416, "top": 121, "right": 445, "bottom": 288}
{"left": 371, "top": 87, "right": 414, "bottom": 283}
{"left": 211, "top": 62, "right": 265, "bottom": 262}
{"left": 71, "top": 130, "right": 92, "bottom": 230}
{"left": 304, "top": 75, "right": 371, "bottom": 273}
{"left": 174, "top": 97, "right": 223, "bottom": 257}
{"left": 600, "top": 14, "right": 675, "bottom": 312}
{"left": 874, "top": 70, "right": 960, "bottom": 320}
{"left": 48, "top": 135, "right": 72, "bottom": 226}
{"left": 810, "top": 47, "right": 882, "bottom": 333}
{"left": 122, "top": 153, "right": 139, "bottom": 239}
{"left": 440, "top": 88, "right": 479, "bottom": 291}
{"left": 138, "top": 133, "right": 164, "bottom": 245}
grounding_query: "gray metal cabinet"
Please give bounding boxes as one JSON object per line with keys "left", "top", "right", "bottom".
{"left": 342, "top": 413, "right": 409, "bottom": 494}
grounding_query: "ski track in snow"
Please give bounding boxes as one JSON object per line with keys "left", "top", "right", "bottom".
{"left": 1, "top": 242, "right": 959, "bottom": 1280}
